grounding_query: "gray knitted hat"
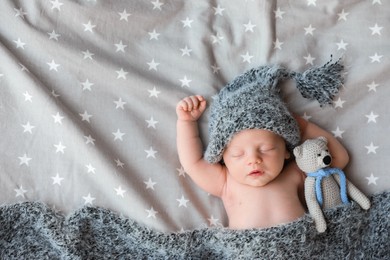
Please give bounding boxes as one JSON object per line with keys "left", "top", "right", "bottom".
{"left": 204, "top": 59, "right": 344, "bottom": 164}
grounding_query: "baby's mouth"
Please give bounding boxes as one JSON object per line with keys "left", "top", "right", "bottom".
{"left": 249, "top": 170, "right": 264, "bottom": 176}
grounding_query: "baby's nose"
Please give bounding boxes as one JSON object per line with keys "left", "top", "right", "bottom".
{"left": 248, "top": 154, "right": 262, "bottom": 165}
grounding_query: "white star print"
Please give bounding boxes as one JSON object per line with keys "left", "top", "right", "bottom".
{"left": 54, "top": 142, "right": 66, "bottom": 153}
{"left": 366, "top": 173, "right": 378, "bottom": 185}
{"left": 51, "top": 173, "right": 64, "bottom": 185}
{"left": 369, "top": 53, "right": 382, "bottom": 63}
{"left": 366, "top": 111, "right": 379, "bottom": 123}
{"left": 180, "top": 46, "right": 192, "bottom": 56}
{"left": 50, "top": 0, "right": 64, "bottom": 11}
{"left": 207, "top": 215, "right": 220, "bottom": 226}
{"left": 14, "top": 38, "right": 26, "bottom": 49}
{"left": 14, "top": 8, "right": 27, "bottom": 19}
{"left": 181, "top": 17, "right": 193, "bottom": 28}
{"left": 114, "top": 98, "right": 126, "bottom": 109}
{"left": 47, "top": 60, "right": 60, "bottom": 71}
{"left": 144, "top": 178, "right": 157, "bottom": 190}
{"left": 23, "top": 91, "right": 33, "bottom": 102}
{"left": 243, "top": 21, "right": 256, "bottom": 32}
{"left": 333, "top": 97, "right": 346, "bottom": 108}
{"left": 52, "top": 90, "right": 60, "bottom": 98}
{"left": 372, "top": 0, "right": 382, "bottom": 4}
{"left": 83, "top": 20, "right": 96, "bottom": 33}
{"left": 302, "top": 112, "right": 312, "bottom": 121}
{"left": 147, "top": 59, "right": 160, "bottom": 71}
{"left": 83, "top": 193, "right": 96, "bottom": 205}
{"left": 336, "top": 39, "right": 348, "bottom": 50}
{"left": 145, "top": 147, "right": 157, "bottom": 158}
{"left": 241, "top": 52, "right": 253, "bottom": 63}
{"left": 148, "top": 29, "right": 160, "bottom": 40}
{"left": 151, "top": 0, "right": 164, "bottom": 10}
{"left": 114, "top": 41, "right": 127, "bottom": 52}
{"left": 369, "top": 23, "right": 383, "bottom": 35}
{"left": 82, "top": 50, "right": 94, "bottom": 60}
{"left": 85, "top": 164, "right": 96, "bottom": 174}
{"left": 114, "top": 186, "right": 126, "bottom": 197}
{"left": 116, "top": 68, "right": 128, "bottom": 79}
{"left": 146, "top": 117, "right": 158, "bottom": 128}
{"left": 307, "top": 0, "right": 316, "bottom": 6}
{"left": 365, "top": 142, "right": 379, "bottom": 154}
{"left": 118, "top": 9, "right": 131, "bottom": 21}
{"left": 177, "top": 167, "right": 186, "bottom": 177}
{"left": 112, "top": 129, "right": 125, "bottom": 141}
{"left": 367, "top": 81, "right": 378, "bottom": 92}
{"left": 210, "top": 33, "right": 224, "bottom": 45}
{"left": 213, "top": 5, "right": 225, "bottom": 16}
{"left": 22, "top": 122, "right": 35, "bottom": 134}
{"left": 177, "top": 195, "right": 189, "bottom": 207}
{"left": 84, "top": 135, "right": 95, "bottom": 145}
{"left": 15, "top": 186, "right": 28, "bottom": 198}
{"left": 81, "top": 79, "right": 94, "bottom": 91}
{"left": 337, "top": 9, "right": 349, "bottom": 21}
{"left": 20, "top": 63, "right": 29, "bottom": 72}
{"left": 48, "top": 30, "right": 61, "bottom": 40}
{"left": 179, "top": 76, "right": 192, "bottom": 87}
{"left": 148, "top": 87, "right": 161, "bottom": 98}
{"left": 274, "top": 8, "right": 285, "bottom": 19}
{"left": 211, "top": 64, "right": 221, "bottom": 74}
{"left": 304, "top": 24, "right": 316, "bottom": 35}
{"left": 52, "top": 112, "right": 64, "bottom": 124}
{"left": 303, "top": 54, "right": 315, "bottom": 65}
{"left": 18, "top": 154, "right": 32, "bottom": 166}
{"left": 332, "top": 127, "right": 345, "bottom": 138}
{"left": 145, "top": 207, "right": 158, "bottom": 218}
{"left": 273, "top": 39, "right": 283, "bottom": 50}
{"left": 115, "top": 159, "right": 125, "bottom": 168}
{"left": 80, "top": 111, "right": 92, "bottom": 122}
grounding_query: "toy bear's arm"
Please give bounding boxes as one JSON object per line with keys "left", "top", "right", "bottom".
{"left": 305, "top": 177, "right": 327, "bottom": 233}
{"left": 333, "top": 174, "right": 371, "bottom": 210}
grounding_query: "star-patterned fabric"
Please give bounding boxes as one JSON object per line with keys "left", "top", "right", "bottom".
{"left": 0, "top": 0, "right": 389, "bottom": 232}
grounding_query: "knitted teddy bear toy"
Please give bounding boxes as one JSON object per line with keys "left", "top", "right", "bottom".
{"left": 293, "top": 136, "right": 371, "bottom": 233}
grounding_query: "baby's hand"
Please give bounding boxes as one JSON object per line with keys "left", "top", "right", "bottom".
{"left": 176, "top": 95, "right": 207, "bottom": 121}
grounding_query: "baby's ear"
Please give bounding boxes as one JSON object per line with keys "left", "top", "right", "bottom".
{"left": 293, "top": 146, "right": 302, "bottom": 158}
{"left": 285, "top": 150, "right": 291, "bottom": 160}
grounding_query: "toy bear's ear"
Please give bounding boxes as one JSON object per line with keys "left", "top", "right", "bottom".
{"left": 293, "top": 146, "right": 302, "bottom": 158}
{"left": 318, "top": 136, "right": 328, "bottom": 144}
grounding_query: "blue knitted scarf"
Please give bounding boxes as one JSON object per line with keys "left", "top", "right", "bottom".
{"left": 307, "top": 167, "right": 350, "bottom": 206}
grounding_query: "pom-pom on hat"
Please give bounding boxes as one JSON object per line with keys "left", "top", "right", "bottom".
{"left": 204, "top": 59, "right": 344, "bottom": 164}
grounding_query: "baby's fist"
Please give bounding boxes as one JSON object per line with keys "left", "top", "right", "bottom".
{"left": 176, "top": 95, "right": 207, "bottom": 121}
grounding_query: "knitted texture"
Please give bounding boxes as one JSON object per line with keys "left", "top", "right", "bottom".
{"left": 204, "top": 60, "right": 344, "bottom": 164}
{"left": 0, "top": 191, "right": 389, "bottom": 259}
{"left": 294, "top": 137, "right": 371, "bottom": 233}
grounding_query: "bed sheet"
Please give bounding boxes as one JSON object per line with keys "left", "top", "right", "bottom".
{"left": 0, "top": 0, "right": 389, "bottom": 232}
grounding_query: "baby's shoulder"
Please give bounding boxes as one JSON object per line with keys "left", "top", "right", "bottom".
{"left": 280, "top": 161, "right": 305, "bottom": 184}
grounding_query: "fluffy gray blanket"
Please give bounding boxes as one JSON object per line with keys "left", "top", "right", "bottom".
{"left": 1, "top": 191, "right": 389, "bottom": 259}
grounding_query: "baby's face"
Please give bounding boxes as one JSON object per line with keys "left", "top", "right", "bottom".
{"left": 222, "top": 129, "right": 290, "bottom": 187}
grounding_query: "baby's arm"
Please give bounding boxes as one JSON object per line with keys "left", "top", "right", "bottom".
{"left": 176, "top": 95, "right": 226, "bottom": 197}
{"left": 300, "top": 118, "right": 349, "bottom": 169}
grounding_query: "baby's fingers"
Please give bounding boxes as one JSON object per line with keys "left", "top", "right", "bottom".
{"left": 182, "top": 96, "right": 203, "bottom": 111}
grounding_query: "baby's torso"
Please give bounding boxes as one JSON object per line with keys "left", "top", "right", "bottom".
{"left": 221, "top": 162, "right": 305, "bottom": 230}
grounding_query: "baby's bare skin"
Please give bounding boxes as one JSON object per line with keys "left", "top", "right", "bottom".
{"left": 221, "top": 162, "right": 305, "bottom": 229}
{"left": 176, "top": 95, "right": 349, "bottom": 230}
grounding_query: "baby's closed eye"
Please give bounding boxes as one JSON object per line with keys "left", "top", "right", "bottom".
{"left": 260, "top": 146, "right": 275, "bottom": 152}
{"left": 231, "top": 151, "right": 244, "bottom": 157}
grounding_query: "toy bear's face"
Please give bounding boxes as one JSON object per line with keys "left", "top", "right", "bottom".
{"left": 293, "top": 136, "right": 332, "bottom": 174}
